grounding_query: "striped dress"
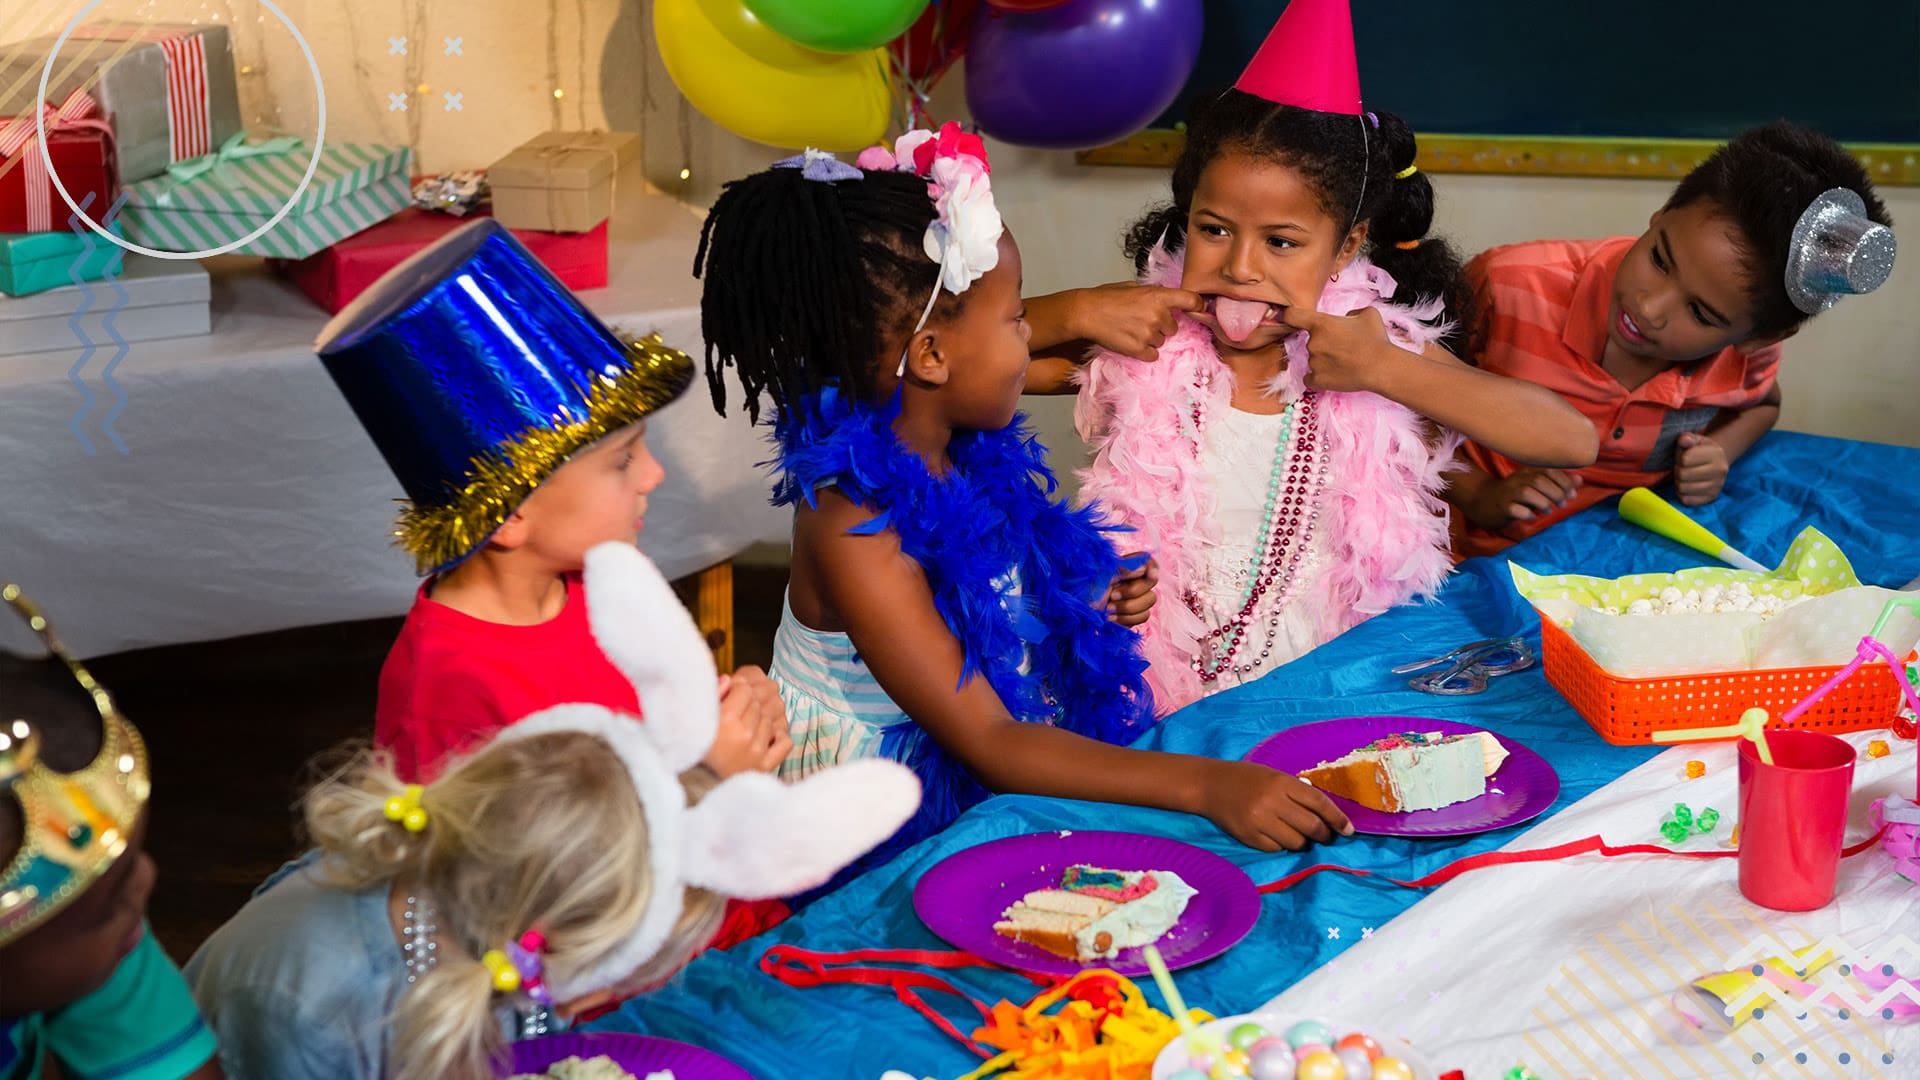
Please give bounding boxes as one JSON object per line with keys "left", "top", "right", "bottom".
{"left": 773, "top": 570, "right": 1028, "bottom": 781}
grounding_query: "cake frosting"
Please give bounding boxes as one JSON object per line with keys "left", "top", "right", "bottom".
{"left": 994, "top": 864, "right": 1198, "bottom": 961}
{"left": 1300, "top": 730, "right": 1508, "bottom": 813}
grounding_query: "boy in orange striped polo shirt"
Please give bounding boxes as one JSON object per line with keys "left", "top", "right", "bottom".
{"left": 1446, "top": 122, "right": 1894, "bottom": 558}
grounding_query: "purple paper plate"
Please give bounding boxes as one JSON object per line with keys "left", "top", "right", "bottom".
{"left": 1246, "top": 716, "right": 1560, "bottom": 838}
{"left": 912, "top": 830, "right": 1260, "bottom": 977}
{"left": 503, "top": 1032, "right": 753, "bottom": 1079}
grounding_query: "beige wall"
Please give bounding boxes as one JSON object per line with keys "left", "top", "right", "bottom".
{"left": 13, "top": 0, "right": 1913, "bottom": 474}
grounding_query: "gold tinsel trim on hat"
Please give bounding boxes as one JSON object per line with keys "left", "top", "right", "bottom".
{"left": 397, "top": 333, "right": 695, "bottom": 574}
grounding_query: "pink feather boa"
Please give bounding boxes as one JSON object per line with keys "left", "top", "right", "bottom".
{"left": 1074, "top": 246, "right": 1462, "bottom": 714}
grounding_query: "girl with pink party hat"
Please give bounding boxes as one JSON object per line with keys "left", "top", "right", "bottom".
{"left": 1072, "top": 0, "right": 1599, "bottom": 712}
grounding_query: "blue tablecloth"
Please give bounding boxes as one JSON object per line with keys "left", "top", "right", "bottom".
{"left": 592, "top": 431, "right": 1920, "bottom": 1079}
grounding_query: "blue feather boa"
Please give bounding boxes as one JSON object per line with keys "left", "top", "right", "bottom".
{"left": 773, "top": 388, "right": 1156, "bottom": 883}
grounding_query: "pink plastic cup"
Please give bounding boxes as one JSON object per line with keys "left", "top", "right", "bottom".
{"left": 1737, "top": 730, "right": 1857, "bottom": 911}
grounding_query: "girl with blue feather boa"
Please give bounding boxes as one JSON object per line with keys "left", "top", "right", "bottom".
{"left": 695, "top": 127, "right": 1352, "bottom": 894}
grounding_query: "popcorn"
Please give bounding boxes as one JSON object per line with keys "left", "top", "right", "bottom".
{"left": 1603, "top": 589, "right": 1810, "bottom": 619}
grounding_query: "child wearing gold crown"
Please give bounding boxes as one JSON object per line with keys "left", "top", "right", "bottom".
{"left": 0, "top": 586, "right": 223, "bottom": 1080}
{"left": 183, "top": 544, "right": 919, "bottom": 1080}
{"left": 1069, "top": 0, "right": 1599, "bottom": 713}
{"left": 1447, "top": 122, "right": 1896, "bottom": 556}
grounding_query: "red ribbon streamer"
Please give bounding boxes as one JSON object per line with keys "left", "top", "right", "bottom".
{"left": 1257, "top": 827, "right": 1888, "bottom": 893}
{"left": 762, "top": 829, "right": 1892, "bottom": 1056}
{"left": 761, "top": 945, "right": 1054, "bottom": 1056}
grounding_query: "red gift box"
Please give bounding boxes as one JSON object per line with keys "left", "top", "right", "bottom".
{"left": 278, "top": 207, "right": 609, "bottom": 313}
{"left": 0, "top": 90, "right": 118, "bottom": 234}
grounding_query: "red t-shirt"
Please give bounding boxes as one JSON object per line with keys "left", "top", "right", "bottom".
{"left": 373, "top": 571, "right": 789, "bottom": 949}
{"left": 375, "top": 572, "right": 642, "bottom": 782}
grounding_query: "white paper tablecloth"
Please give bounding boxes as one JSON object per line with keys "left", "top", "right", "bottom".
{"left": 0, "top": 177, "right": 787, "bottom": 657}
{"left": 1266, "top": 731, "right": 1919, "bottom": 1079}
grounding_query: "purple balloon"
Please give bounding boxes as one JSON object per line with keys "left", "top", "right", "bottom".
{"left": 965, "top": 0, "right": 1203, "bottom": 150}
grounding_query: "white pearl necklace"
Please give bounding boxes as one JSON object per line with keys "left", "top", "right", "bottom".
{"left": 401, "top": 892, "right": 437, "bottom": 984}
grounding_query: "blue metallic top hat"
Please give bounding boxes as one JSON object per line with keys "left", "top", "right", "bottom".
{"left": 316, "top": 218, "right": 692, "bottom": 574}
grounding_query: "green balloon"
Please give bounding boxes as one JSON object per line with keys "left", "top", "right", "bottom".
{"left": 743, "top": 0, "right": 931, "bottom": 53}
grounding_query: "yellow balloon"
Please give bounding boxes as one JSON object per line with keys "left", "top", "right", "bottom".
{"left": 654, "top": 0, "right": 893, "bottom": 151}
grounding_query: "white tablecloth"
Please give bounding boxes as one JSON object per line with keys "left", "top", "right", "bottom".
{"left": 0, "top": 177, "right": 787, "bottom": 658}
{"left": 1265, "top": 731, "right": 1919, "bottom": 1078}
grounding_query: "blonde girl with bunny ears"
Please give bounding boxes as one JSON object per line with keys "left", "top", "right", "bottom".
{"left": 183, "top": 543, "right": 920, "bottom": 1080}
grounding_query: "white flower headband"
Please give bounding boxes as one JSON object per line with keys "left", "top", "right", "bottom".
{"left": 490, "top": 543, "right": 920, "bottom": 1002}
{"left": 851, "top": 123, "right": 1004, "bottom": 376}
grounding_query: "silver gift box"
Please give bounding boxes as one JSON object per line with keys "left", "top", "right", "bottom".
{"left": 0, "top": 24, "right": 240, "bottom": 185}
{"left": 0, "top": 253, "right": 210, "bottom": 357}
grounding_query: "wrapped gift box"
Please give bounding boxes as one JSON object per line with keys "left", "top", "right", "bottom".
{"left": 0, "top": 23, "right": 239, "bottom": 184}
{"left": 121, "top": 140, "right": 413, "bottom": 259}
{"left": 0, "top": 253, "right": 208, "bottom": 357}
{"left": 0, "top": 221, "right": 126, "bottom": 297}
{"left": 489, "top": 130, "right": 637, "bottom": 233}
{"left": 0, "top": 90, "right": 119, "bottom": 234}
{"left": 276, "top": 207, "right": 608, "bottom": 313}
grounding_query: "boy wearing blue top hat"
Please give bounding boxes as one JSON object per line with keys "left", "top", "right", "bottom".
{"left": 315, "top": 219, "right": 790, "bottom": 791}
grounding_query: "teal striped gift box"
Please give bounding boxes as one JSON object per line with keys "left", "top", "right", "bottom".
{"left": 120, "top": 140, "right": 413, "bottom": 259}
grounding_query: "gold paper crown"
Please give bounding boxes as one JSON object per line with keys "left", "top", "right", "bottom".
{"left": 0, "top": 583, "right": 151, "bottom": 947}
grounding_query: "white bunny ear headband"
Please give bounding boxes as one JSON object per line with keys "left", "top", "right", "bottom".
{"left": 493, "top": 542, "right": 921, "bottom": 1002}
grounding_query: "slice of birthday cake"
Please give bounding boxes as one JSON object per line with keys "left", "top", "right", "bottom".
{"left": 1300, "top": 730, "right": 1508, "bottom": 813}
{"left": 993, "top": 865, "right": 1198, "bottom": 961}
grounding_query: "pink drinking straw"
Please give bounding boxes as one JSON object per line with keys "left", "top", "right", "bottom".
{"left": 1781, "top": 595, "right": 1920, "bottom": 799}
{"left": 1651, "top": 595, "right": 1920, "bottom": 783}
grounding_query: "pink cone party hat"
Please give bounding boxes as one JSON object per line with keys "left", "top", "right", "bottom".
{"left": 1234, "top": 0, "right": 1363, "bottom": 115}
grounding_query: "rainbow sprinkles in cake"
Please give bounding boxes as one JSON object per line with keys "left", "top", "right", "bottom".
{"left": 994, "top": 864, "right": 1198, "bottom": 961}
{"left": 1300, "top": 730, "right": 1509, "bottom": 813}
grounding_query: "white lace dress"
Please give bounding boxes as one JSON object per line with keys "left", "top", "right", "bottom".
{"left": 1192, "top": 405, "right": 1336, "bottom": 692}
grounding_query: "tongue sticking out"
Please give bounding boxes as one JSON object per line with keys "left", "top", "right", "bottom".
{"left": 1212, "top": 297, "right": 1271, "bottom": 343}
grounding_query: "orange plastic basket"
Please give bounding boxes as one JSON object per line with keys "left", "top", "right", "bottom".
{"left": 1536, "top": 612, "right": 1908, "bottom": 745}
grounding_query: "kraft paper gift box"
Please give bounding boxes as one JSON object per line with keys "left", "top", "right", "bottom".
{"left": 0, "top": 220, "right": 125, "bottom": 297}
{"left": 0, "top": 253, "right": 209, "bottom": 357}
{"left": 0, "top": 23, "right": 240, "bottom": 185}
{"left": 119, "top": 138, "right": 413, "bottom": 260}
{"left": 489, "top": 130, "right": 638, "bottom": 233}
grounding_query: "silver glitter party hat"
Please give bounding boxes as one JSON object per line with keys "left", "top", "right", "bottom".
{"left": 1785, "top": 187, "right": 1896, "bottom": 315}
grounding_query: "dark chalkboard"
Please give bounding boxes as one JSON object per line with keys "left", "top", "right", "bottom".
{"left": 1082, "top": 0, "right": 1920, "bottom": 182}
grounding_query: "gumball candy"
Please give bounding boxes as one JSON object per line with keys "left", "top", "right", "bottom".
{"left": 1335, "top": 1046, "right": 1374, "bottom": 1079}
{"left": 1231, "top": 1022, "right": 1272, "bottom": 1051}
{"left": 1247, "top": 1042, "right": 1296, "bottom": 1080}
{"left": 1291, "top": 1043, "right": 1331, "bottom": 1061}
{"left": 1294, "top": 1050, "right": 1346, "bottom": 1080}
{"left": 1371, "top": 1057, "right": 1415, "bottom": 1080}
{"left": 1284, "top": 1020, "right": 1334, "bottom": 1048}
{"left": 1334, "top": 1033, "right": 1383, "bottom": 1060}
{"left": 1167, "top": 1070, "right": 1210, "bottom": 1080}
